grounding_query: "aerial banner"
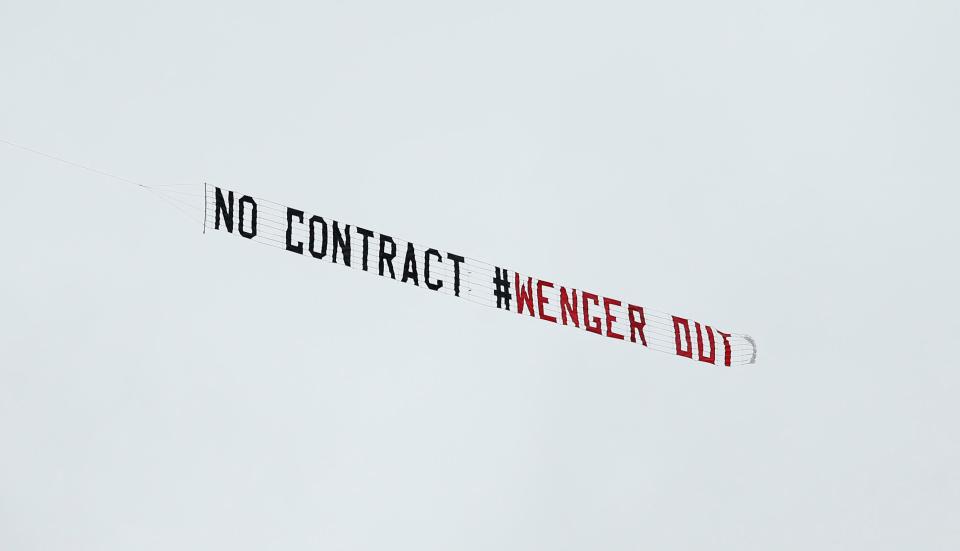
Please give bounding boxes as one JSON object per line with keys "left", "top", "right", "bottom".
{"left": 204, "top": 185, "right": 757, "bottom": 366}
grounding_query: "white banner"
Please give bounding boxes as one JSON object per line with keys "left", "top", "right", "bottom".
{"left": 205, "top": 185, "right": 757, "bottom": 366}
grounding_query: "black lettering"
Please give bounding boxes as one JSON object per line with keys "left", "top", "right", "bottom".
{"left": 356, "top": 227, "right": 374, "bottom": 271}
{"left": 286, "top": 208, "right": 304, "bottom": 254}
{"left": 424, "top": 248, "right": 443, "bottom": 291}
{"left": 309, "top": 216, "right": 328, "bottom": 259}
{"left": 214, "top": 188, "right": 234, "bottom": 232}
{"left": 379, "top": 235, "right": 397, "bottom": 278}
{"left": 401, "top": 242, "right": 419, "bottom": 286}
{"left": 238, "top": 195, "right": 257, "bottom": 239}
{"left": 446, "top": 253, "right": 464, "bottom": 297}
{"left": 332, "top": 222, "right": 351, "bottom": 266}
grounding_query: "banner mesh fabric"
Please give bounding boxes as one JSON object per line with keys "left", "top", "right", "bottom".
{"left": 205, "top": 185, "right": 757, "bottom": 366}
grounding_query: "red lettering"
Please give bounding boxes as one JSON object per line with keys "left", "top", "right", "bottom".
{"left": 717, "top": 331, "right": 733, "bottom": 367}
{"left": 672, "top": 316, "right": 693, "bottom": 358}
{"left": 536, "top": 280, "right": 556, "bottom": 323}
{"left": 515, "top": 273, "right": 535, "bottom": 316}
{"left": 603, "top": 297, "right": 624, "bottom": 340}
{"left": 628, "top": 304, "right": 647, "bottom": 345}
{"left": 560, "top": 287, "right": 579, "bottom": 327}
{"left": 695, "top": 322, "right": 716, "bottom": 364}
{"left": 582, "top": 292, "right": 602, "bottom": 334}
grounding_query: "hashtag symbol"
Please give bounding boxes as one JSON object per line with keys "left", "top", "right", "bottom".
{"left": 493, "top": 267, "right": 512, "bottom": 310}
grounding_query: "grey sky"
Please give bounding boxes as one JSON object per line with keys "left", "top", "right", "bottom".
{"left": 1, "top": 1, "right": 957, "bottom": 549}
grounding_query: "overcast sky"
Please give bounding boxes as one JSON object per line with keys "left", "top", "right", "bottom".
{"left": 1, "top": 1, "right": 957, "bottom": 549}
